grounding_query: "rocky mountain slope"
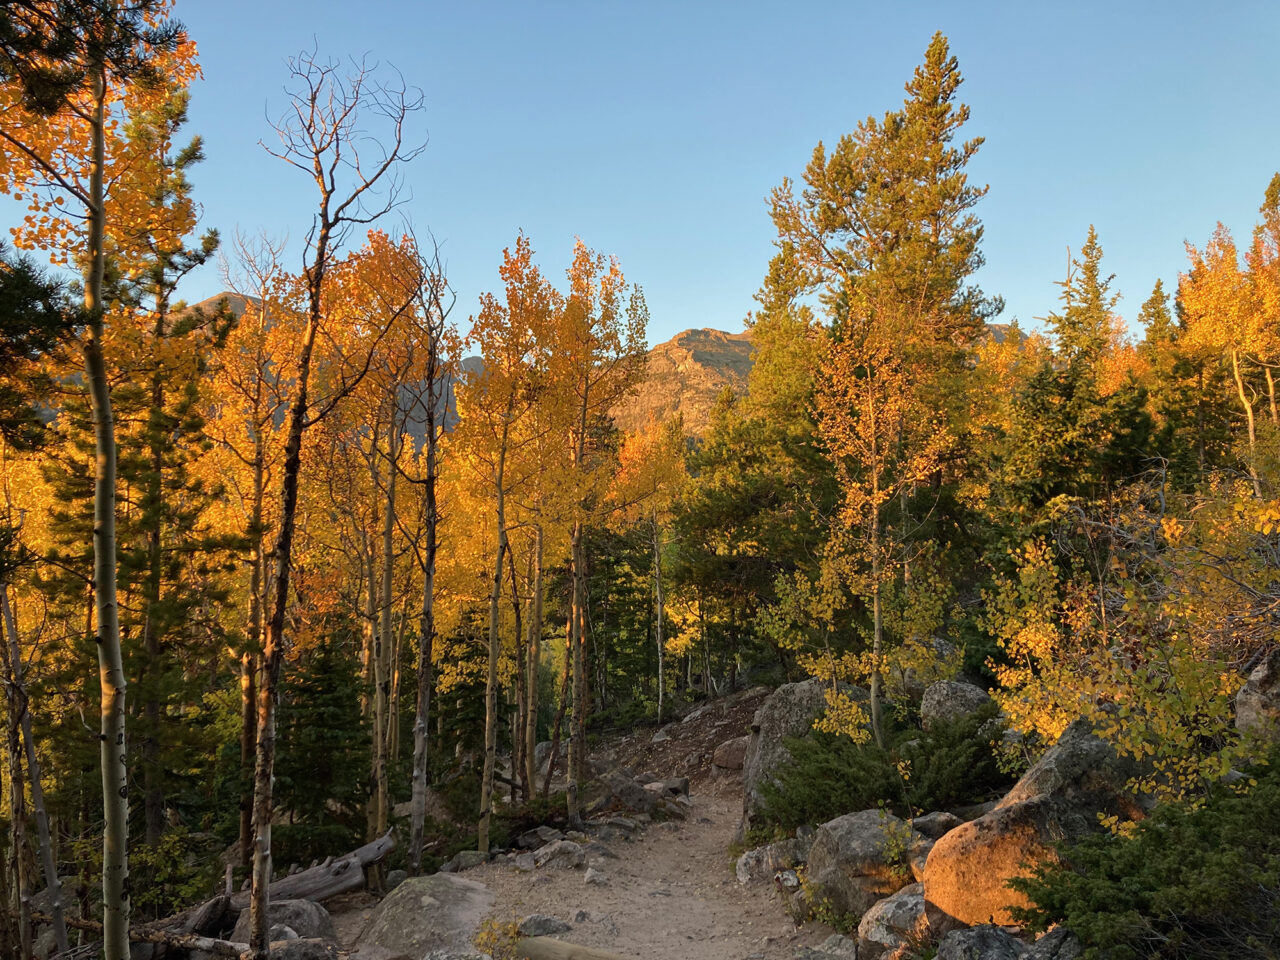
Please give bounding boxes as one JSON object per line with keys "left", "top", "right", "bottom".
{"left": 610, "top": 327, "right": 754, "bottom": 436}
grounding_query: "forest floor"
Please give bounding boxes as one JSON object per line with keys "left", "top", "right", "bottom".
{"left": 331, "top": 687, "right": 837, "bottom": 958}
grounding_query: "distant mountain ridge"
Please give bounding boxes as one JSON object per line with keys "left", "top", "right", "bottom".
{"left": 190, "top": 291, "right": 1010, "bottom": 440}
{"left": 611, "top": 327, "right": 754, "bottom": 436}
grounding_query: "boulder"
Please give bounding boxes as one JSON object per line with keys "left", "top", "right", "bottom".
{"left": 743, "top": 679, "right": 867, "bottom": 828}
{"left": 712, "top": 734, "right": 749, "bottom": 772}
{"left": 921, "top": 681, "right": 991, "bottom": 731}
{"left": 924, "top": 720, "right": 1145, "bottom": 926}
{"left": 857, "top": 883, "right": 962, "bottom": 960}
{"left": 591, "top": 771, "right": 658, "bottom": 816}
{"left": 911, "top": 811, "right": 964, "bottom": 840}
{"left": 516, "top": 826, "right": 565, "bottom": 849}
{"left": 517, "top": 914, "right": 570, "bottom": 937}
{"left": 1026, "top": 927, "right": 1083, "bottom": 959}
{"left": 533, "top": 839, "right": 585, "bottom": 869}
{"left": 357, "top": 875, "right": 495, "bottom": 957}
{"left": 1237, "top": 648, "right": 1280, "bottom": 739}
{"left": 735, "top": 836, "right": 812, "bottom": 884}
{"left": 441, "top": 850, "right": 487, "bottom": 872}
{"left": 266, "top": 940, "right": 340, "bottom": 960}
{"left": 231, "top": 900, "right": 333, "bottom": 942}
{"left": 805, "top": 809, "right": 924, "bottom": 919}
{"left": 385, "top": 869, "right": 408, "bottom": 892}
{"left": 935, "top": 925, "right": 1028, "bottom": 960}
{"left": 794, "top": 933, "right": 859, "bottom": 958}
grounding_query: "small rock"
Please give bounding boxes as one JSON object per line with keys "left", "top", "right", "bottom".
{"left": 935, "top": 925, "right": 1028, "bottom": 960}
{"left": 651, "top": 726, "right": 673, "bottom": 743}
{"left": 512, "top": 853, "right": 536, "bottom": 872}
{"left": 583, "top": 840, "right": 617, "bottom": 860}
{"left": 712, "top": 735, "right": 749, "bottom": 772}
{"left": 444, "top": 850, "right": 487, "bottom": 872}
{"left": 384, "top": 869, "right": 408, "bottom": 892}
{"left": 584, "top": 867, "right": 609, "bottom": 886}
{"left": 517, "top": 914, "right": 571, "bottom": 937}
{"left": 516, "top": 826, "right": 565, "bottom": 849}
{"left": 266, "top": 941, "right": 340, "bottom": 960}
{"left": 533, "top": 839, "right": 585, "bottom": 869}
{"left": 911, "top": 811, "right": 964, "bottom": 839}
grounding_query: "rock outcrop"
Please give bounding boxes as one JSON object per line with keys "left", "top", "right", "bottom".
{"left": 924, "top": 720, "right": 1144, "bottom": 926}
{"left": 742, "top": 679, "right": 867, "bottom": 830}
{"left": 610, "top": 327, "right": 754, "bottom": 436}
{"left": 1237, "top": 648, "right": 1280, "bottom": 739}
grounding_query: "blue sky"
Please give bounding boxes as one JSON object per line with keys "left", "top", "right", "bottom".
{"left": 162, "top": 1, "right": 1280, "bottom": 345}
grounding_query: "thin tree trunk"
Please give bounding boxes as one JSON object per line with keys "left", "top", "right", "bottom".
{"left": 249, "top": 264, "right": 325, "bottom": 960}
{"left": 0, "top": 587, "right": 69, "bottom": 955}
{"left": 1231, "top": 348, "right": 1262, "bottom": 496}
{"left": 506, "top": 541, "right": 528, "bottom": 802}
{"left": 479, "top": 414, "right": 511, "bottom": 853}
{"left": 1265, "top": 367, "right": 1278, "bottom": 427}
{"left": 3, "top": 638, "right": 31, "bottom": 959}
{"left": 868, "top": 377, "right": 885, "bottom": 749}
{"left": 408, "top": 426, "right": 439, "bottom": 874}
{"left": 523, "top": 526, "right": 543, "bottom": 794}
{"left": 542, "top": 625, "right": 572, "bottom": 800}
{"left": 566, "top": 523, "right": 587, "bottom": 828}
{"left": 370, "top": 414, "right": 398, "bottom": 882}
{"left": 652, "top": 513, "right": 664, "bottom": 724}
{"left": 84, "top": 62, "right": 130, "bottom": 960}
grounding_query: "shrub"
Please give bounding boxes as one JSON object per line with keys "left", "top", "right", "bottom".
{"left": 1011, "top": 749, "right": 1280, "bottom": 959}
{"left": 758, "top": 701, "right": 1011, "bottom": 830}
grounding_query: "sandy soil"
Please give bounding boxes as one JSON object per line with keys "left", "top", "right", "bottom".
{"left": 332, "top": 688, "right": 832, "bottom": 958}
{"left": 466, "top": 778, "right": 833, "bottom": 960}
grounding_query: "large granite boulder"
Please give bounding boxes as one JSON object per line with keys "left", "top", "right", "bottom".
{"left": 742, "top": 679, "right": 867, "bottom": 830}
{"left": 934, "top": 926, "right": 1081, "bottom": 960}
{"left": 357, "top": 874, "right": 494, "bottom": 957}
{"left": 231, "top": 900, "right": 333, "bottom": 942}
{"left": 921, "top": 681, "right": 991, "bottom": 731}
{"left": 1237, "top": 649, "right": 1280, "bottom": 739}
{"left": 924, "top": 720, "right": 1145, "bottom": 926}
{"left": 805, "top": 809, "right": 925, "bottom": 919}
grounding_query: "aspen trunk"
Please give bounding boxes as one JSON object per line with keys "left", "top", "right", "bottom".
{"left": 1266, "top": 367, "right": 1278, "bottom": 427}
{"left": 408, "top": 433, "right": 438, "bottom": 874}
{"left": 566, "top": 523, "right": 587, "bottom": 828}
{"left": 507, "top": 543, "right": 528, "bottom": 801}
{"left": 84, "top": 63, "right": 130, "bottom": 960}
{"left": 867, "top": 374, "right": 885, "bottom": 749}
{"left": 0, "top": 587, "right": 69, "bottom": 955}
{"left": 249, "top": 270, "right": 324, "bottom": 960}
{"left": 542, "top": 625, "right": 571, "bottom": 800}
{"left": 523, "top": 527, "right": 543, "bottom": 793}
{"left": 3, "top": 644, "right": 31, "bottom": 959}
{"left": 652, "top": 514, "right": 664, "bottom": 724}
{"left": 479, "top": 414, "right": 511, "bottom": 853}
{"left": 1231, "top": 348, "right": 1262, "bottom": 496}
{"left": 369, "top": 416, "right": 397, "bottom": 883}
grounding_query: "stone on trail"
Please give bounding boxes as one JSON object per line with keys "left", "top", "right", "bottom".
{"left": 231, "top": 899, "right": 334, "bottom": 942}
{"left": 793, "top": 933, "right": 859, "bottom": 958}
{"left": 264, "top": 940, "right": 340, "bottom": 960}
{"left": 517, "top": 825, "right": 566, "bottom": 849}
{"left": 735, "top": 836, "right": 810, "bottom": 884}
{"left": 357, "top": 874, "right": 495, "bottom": 958}
{"left": 517, "top": 914, "right": 571, "bottom": 937}
{"left": 712, "top": 734, "right": 749, "bottom": 772}
{"left": 584, "top": 866, "right": 610, "bottom": 885}
{"left": 533, "top": 839, "right": 585, "bottom": 869}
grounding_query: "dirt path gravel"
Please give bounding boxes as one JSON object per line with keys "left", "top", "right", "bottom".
{"left": 467, "top": 778, "right": 834, "bottom": 960}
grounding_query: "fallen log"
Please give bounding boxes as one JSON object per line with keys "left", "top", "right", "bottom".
{"left": 33, "top": 912, "right": 247, "bottom": 959}
{"left": 516, "top": 937, "right": 628, "bottom": 960}
{"left": 225, "top": 831, "right": 395, "bottom": 911}
{"left": 35, "top": 832, "right": 395, "bottom": 948}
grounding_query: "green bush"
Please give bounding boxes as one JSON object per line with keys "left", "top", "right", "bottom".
{"left": 758, "top": 701, "right": 1011, "bottom": 830}
{"left": 1011, "top": 750, "right": 1280, "bottom": 960}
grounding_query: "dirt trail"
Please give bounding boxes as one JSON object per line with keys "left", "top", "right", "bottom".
{"left": 467, "top": 779, "right": 833, "bottom": 959}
